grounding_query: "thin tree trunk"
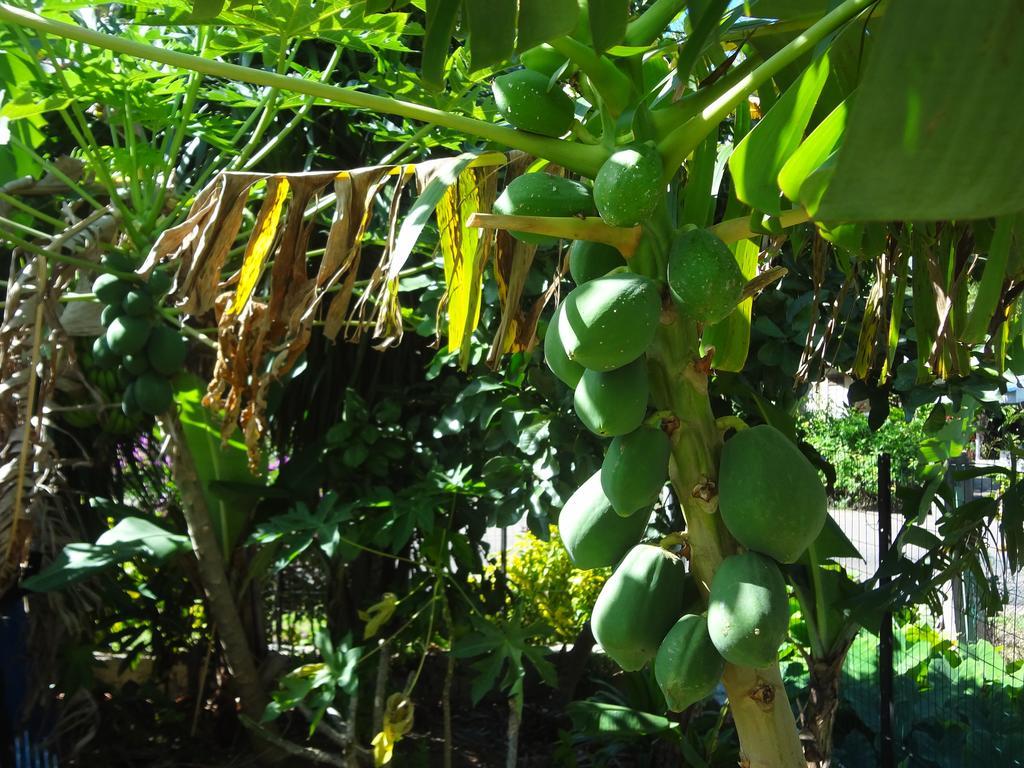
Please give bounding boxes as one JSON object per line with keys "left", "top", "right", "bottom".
{"left": 506, "top": 698, "right": 521, "bottom": 768}
{"left": 647, "top": 301, "right": 806, "bottom": 768}
{"left": 803, "top": 645, "right": 852, "bottom": 767}
{"left": 162, "top": 412, "right": 267, "bottom": 723}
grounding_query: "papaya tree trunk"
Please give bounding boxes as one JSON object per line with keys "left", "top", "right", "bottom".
{"left": 646, "top": 301, "right": 805, "bottom": 768}
{"left": 802, "top": 644, "right": 853, "bottom": 767}
{"left": 162, "top": 412, "right": 268, "bottom": 723}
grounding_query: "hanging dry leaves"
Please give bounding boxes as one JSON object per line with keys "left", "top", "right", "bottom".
{"left": 144, "top": 154, "right": 506, "bottom": 467}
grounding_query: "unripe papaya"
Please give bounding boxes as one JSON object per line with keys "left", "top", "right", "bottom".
{"left": 719, "top": 425, "right": 827, "bottom": 563}
{"left": 122, "top": 287, "right": 154, "bottom": 317}
{"left": 133, "top": 372, "right": 174, "bottom": 416}
{"left": 655, "top": 614, "right": 726, "bottom": 711}
{"left": 568, "top": 240, "right": 626, "bottom": 284}
{"left": 707, "top": 552, "right": 790, "bottom": 668}
{"left": 493, "top": 173, "right": 595, "bottom": 246}
{"left": 100, "top": 252, "right": 136, "bottom": 273}
{"left": 92, "top": 273, "right": 130, "bottom": 306}
{"left": 574, "top": 358, "right": 648, "bottom": 437}
{"left": 91, "top": 335, "right": 119, "bottom": 369}
{"left": 520, "top": 44, "right": 574, "bottom": 78}
{"left": 146, "top": 325, "right": 188, "bottom": 376}
{"left": 106, "top": 315, "right": 151, "bottom": 356}
{"left": 559, "top": 471, "right": 651, "bottom": 570}
{"left": 122, "top": 353, "right": 150, "bottom": 376}
{"left": 667, "top": 228, "right": 745, "bottom": 324}
{"left": 100, "top": 304, "right": 121, "bottom": 327}
{"left": 591, "top": 544, "right": 696, "bottom": 671}
{"left": 558, "top": 273, "right": 661, "bottom": 371}
{"left": 544, "top": 302, "right": 584, "bottom": 388}
{"left": 601, "top": 425, "right": 670, "bottom": 516}
{"left": 147, "top": 270, "right": 172, "bottom": 296}
{"left": 593, "top": 144, "right": 663, "bottom": 227}
{"left": 492, "top": 70, "right": 575, "bottom": 138}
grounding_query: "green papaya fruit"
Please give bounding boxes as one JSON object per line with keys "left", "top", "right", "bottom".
{"left": 100, "top": 304, "right": 121, "bottom": 327}
{"left": 719, "top": 425, "right": 827, "bottom": 564}
{"left": 105, "top": 315, "right": 152, "bottom": 356}
{"left": 574, "top": 358, "right": 648, "bottom": 437}
{"left": 100, "top": 251, "right": 136, "bottom": 272}
{"left": 601, "top": 425, "right": 671, "bottom": 516}
{"left": 133, "top": 372, "right": 174, "bottom": 416}
{"left": 520, "top": 44, "right": 574, "bottom": 78}
{"left": 92, "top": 273, "right": 130, "bottom": 306}
{"left": 707, "top": 552, "right": 790, "bottom": 668}
{"left": 492, "top": 70, "right": 575, "bottom": 138}
{"left": 593, "top": 144, "right": 664, "bottom": 227}
{"left": 147, "top": 270, "right": 172, "bottom": 296}
{"left": 568, "top": 240, "right": 626, "bottom": 284}
{"left": 544, "top": 302, "right": 584, "bottom": 388}
{"left": 90, "top": 335, "right": 119, "bottom": 369}
{"left": 655, "top": 614, "right": 726, "bottom": 711}
{"left": 122, "top": 287, "right": 154, "bottom": 317}
{"left": 122, "top": 353, "right": 150, "bottom": 376}
{"left": 122, "top": 381, "right": 142, "bottom": 417}
{"left": 147, "top": 324, "right": 188, "bottom": 376}
{"left": 558, "top": 273, "right": 661, "bottom": 371}
{"left": 591, "top": 544, "right": 696, "bottom": 671}
{"left": 559, "top": 471, "right": 651, "bottom": 570}
{"left": 666, "top": 228, "right": 745, "bottom": 324}
{"left": 493, "top": 173, "right": 595, "bottom": 246}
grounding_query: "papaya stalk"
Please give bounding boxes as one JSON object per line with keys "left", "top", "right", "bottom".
{"left": 635, "top": 220, "right": 806, "bottom": 768}
{"left": 546, "top": 36, "right": 634, "bottom": 117}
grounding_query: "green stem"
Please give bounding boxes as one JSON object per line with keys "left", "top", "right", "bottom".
{"left": 623, "top": 0, "right": 688, "bottom": 47}
{"left": 657, "top": 0, "right": 877, "bottom": 177}
{"left": 0, "top": 193, "right": 65, "bottom": 229}
{"left": 0, "top": 4, "right": 609, "bottom": 177}
{"left": 647, "top": 54, "right": 760, "bottom": 139}
{"left": 547, "top": 36, "right": 633, "bottom": 117}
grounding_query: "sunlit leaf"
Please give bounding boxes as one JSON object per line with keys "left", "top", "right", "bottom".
{"left": 812, "top": 0, "right": 1024, "bottom": 221}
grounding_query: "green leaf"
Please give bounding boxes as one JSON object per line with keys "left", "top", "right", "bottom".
{"left": 812, "top": 0, "right": 1024, "bottom": 221}
{"left": 422, "top": 0, "right": 461, "bottom": 91}
{"left": 23, "top": 516, "right": 189, "bottom": 592}
{"left": 174, "top": 374, "right": 263, "bottom": 557}
{"left": 680, "top": 132, "right": 717, "bottom": 228}
{"left": 777, "top": 94, "right": 846, "bottom": 206}
{"left": 464, "top": 0, "right": 516, "bottom": 72}
{"left": 963, "top": 215, "right": 1014, "bottom": 344}
{"left": 587, "top": 0, "right": 628, "bottom": 54}
{"left": 189, "top": 0, "right": 225, "bottom": 20}
{"left": 516, "top": 0, "right": 579, "bottom": 52}
{"left": 566, "top": 701, "right": 679, "bottom": 737}
{"left": 729, "top": 53, "right": 829, "bottom": 214}
{"left": 812, "top": 514, "right": 862, "bottom": 560}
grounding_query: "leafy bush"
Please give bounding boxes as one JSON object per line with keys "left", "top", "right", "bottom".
{"left": 783, "top": 621, "right": 1024, "bottom": 767}
{"left": 801, "top": 408, "right": 928, "bottom": 506}
{"left": 488, "top": 526, "right": 608, "bottom": 644}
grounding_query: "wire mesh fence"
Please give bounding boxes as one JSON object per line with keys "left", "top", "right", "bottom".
{"left": 834, "top": 457, "right": 1024, "bottom": 767}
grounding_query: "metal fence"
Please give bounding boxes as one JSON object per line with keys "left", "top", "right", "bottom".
{"left": 834, "top": 456, "right": 1024, "bottom": 768}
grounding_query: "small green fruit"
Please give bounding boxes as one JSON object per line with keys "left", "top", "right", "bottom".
{"left": 568, "top": 240, "right": 626, "bottom": 284}
{"left": 492, "top": 70, "right": 575, "bottom": 138}
{"left": 105, "top": 315, "right": 151, "bottom": 356}
{"left": 593, "top": 144, "right": 664, "bottom": 227}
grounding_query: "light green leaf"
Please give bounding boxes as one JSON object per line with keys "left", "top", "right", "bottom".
{"left": 516, "top": 0, "right": 579, "bottom": 52}
{"left": 778, "top": 96, "right": 847, "bottom": 204}
{"left": 587, "top": 0, "right": 628, "bottom": 54}
{"left": 729, "top": 53, "right": 829, "bottom": 214}
{"left": 464, "top": 0, "right": 516, "bottom": 72}
{"left": 812, "top": 0, "right": 1024, "bottom": 221}
{"left": 175, "top": 375, "right": 263, "bottom": 557}
{"left": 421, "top": 0, "right": 461, "bottom": 91}
{"left": 963, "top": 216, "right": 1014, "bottom": 344}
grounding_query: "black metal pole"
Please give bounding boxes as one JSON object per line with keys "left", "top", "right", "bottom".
{"left": 878, "top": 453, "right": 895, "bottom": 768}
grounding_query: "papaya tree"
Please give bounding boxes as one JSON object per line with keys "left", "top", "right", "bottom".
{"left": 4, "top": 1, "right": 1024, "bottom": 766}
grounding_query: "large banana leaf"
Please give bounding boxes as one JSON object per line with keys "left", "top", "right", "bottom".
{"left": 808, "top": 0, "right": 1024, "bottom": 221}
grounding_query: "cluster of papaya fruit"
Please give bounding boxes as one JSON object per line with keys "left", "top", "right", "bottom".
{"left": 494, "top": 76, "right": 827, "bottom": 715}
{"left": 88, "top": 255, "right": 187, "bottom": 420}
{"left": 58, "top": 337, "right": 142, "bottom": 435}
